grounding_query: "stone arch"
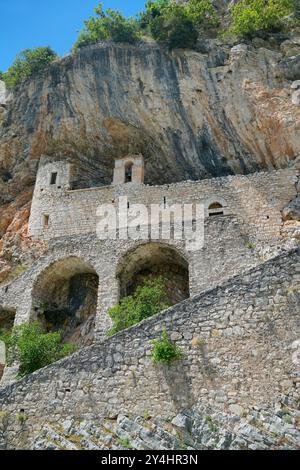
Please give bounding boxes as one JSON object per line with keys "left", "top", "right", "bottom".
{"left": 116, "top": 242, "right": 189, "bottom": 306}
{"left": 31, "top": 257, "right": 99, "bottom": 347}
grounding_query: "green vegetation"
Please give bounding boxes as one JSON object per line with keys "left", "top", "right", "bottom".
{"left": 2, "top": 46, "right": 57, "bottom": 89}
{"left": 229, "top": 0, "right": 295, "bottom": 38}
{"left": 140, "top": 0, "right": 218, "bottom": 49}
{"left": 0, "top": 321, "right": 77, "bottom": 377}
{"left": 108, "top": 276, "right": 170, "bottom": 335}
{"left": 2, "top": 1, "right": 299, "bottom": 85}
{"left": 118, "top": 437, "right": 134, "bottom": 449}
{"left": 151, "top": 329, "right": 182, "bottom": 363}
{"left": 73, "top": 3, "right": 141, "bottom": 50}
{"left": 74, "top": 1, "right": 218, "bottom": 51}
{"left": 246, "top": 241, "right": 256, "bottom": 249}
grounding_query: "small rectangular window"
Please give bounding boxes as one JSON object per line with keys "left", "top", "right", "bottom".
{"left": 50, "top": 172, "right": 57, "bottom": 185}
{"left": 43, "top": 214, "right": 49, "bottom": 228}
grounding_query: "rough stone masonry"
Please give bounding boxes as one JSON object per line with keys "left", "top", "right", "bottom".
{"left": 0, "top": 248, "right": 299, "bottom": 449}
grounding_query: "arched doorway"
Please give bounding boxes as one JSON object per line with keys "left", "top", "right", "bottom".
{"left": 117, "top": 243, "right": 189, "bottom": 306}
{"left": 31, "top": 257, "right": 99, "bottom": 347}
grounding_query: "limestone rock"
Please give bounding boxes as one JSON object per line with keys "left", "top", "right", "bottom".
{"left": 291, "top": 80, "right": 300, "bottom": 90}
{"left": 0, "top": 41, "right": 300, "bottom": 269}
{"left": 292, "top": 89, "right": 300, "bottom": 106}
{"left": 279, "top": 54, "right": 300, "bottom": 81}
{"left": 229, "top": 404, "right": 244, "bottom": 416}
{"left": 280, "top": 37, "right": 300, "bottom": 58}
{"left": 0, "top": 81, "right": 6, "bottom": 105}
{"left": 282, "top": 196, "right": 300, "bottom": 221}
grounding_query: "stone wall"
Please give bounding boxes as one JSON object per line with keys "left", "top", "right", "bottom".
{"left": 0, "top": 216, "right": 269, "bottom": 343}
{"left": 28, "top": 165, "right": 298, "bottom": 245}
{"left": 0, "top": 248, "right": 299, "bottom": 449}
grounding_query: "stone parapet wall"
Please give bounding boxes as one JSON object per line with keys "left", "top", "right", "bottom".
{"left": 0, "top": 248, "right": 299, "bottom": 449}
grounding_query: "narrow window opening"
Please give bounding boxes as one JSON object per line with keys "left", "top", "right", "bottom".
{"left": 125, "top": 163, "right": 133, "bottom": 183}
{"left": 163, "top": 197, "right": 167, "bottom": 209}
{"left": 43, "top": 214, "right": 49, "bottom": 228}
{"left": 50, "top": 172, "right": 58, "bottom": 185}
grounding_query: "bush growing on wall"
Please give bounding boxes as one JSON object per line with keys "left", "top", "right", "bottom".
{"left": 229, "top": 0, "right": 295, "bottom": 38}
{"left": 3, "top": 47, "right": 57, "bottom": 89}
{"left": 151, "top": 329, "right": 182, "bottom": 363}
{"left": 0, "top": 321, "right": 77, "bottom": 377}
{"left": 73, "top": 3, "right": 141, "bottom": 50}
{"left": 108, "top": 277, "right": 170, "bottom": 335}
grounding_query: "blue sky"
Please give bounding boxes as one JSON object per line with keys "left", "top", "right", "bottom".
{"left": 0, "top": 1, "right": 146, "bottom": 71}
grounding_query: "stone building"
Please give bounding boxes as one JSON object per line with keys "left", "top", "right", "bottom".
{"left": 0, "top": 152, "right": 298, "bottom": 384}
{"left": 0, "top": 151, "right": 299, "bottom": 449}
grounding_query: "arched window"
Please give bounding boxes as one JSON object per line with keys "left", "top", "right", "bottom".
{"left": 208, "top": 202, "right": 224, "bottom": 217}
{"left": 125, "top": 163, "right": 133, "bottom": 183}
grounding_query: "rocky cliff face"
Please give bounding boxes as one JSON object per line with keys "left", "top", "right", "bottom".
{"left": 0, "top": 37, "right": 300, "bottom": 282}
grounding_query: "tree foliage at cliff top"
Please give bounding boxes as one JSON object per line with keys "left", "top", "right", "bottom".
{"left": 74, "top": 1, "right": 218, "bottom": 50}
{"left": 229, "top": 0, "right": 296, "bottom": 38}
{"left": 140, "top": 0, "right": 218, "bottom": 49}
{"left": 2, "top": 47, "right": 57, "bottom": 89}
{"left": 73, "top": 3, "right": 141, "bottom": 50}
{"left": 1, "top": 1, "right": 298, "bottom": 86}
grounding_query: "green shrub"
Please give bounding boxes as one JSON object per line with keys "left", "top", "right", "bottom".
{"left": 74, "top": 3, "right": 141, "bottom": 50}
{"left": 229, "top": 0, "right": 295, "bottom": 38}
{"left": 108, "top": 276, "right": 170, "bottom": 335}
{"left": 0, "top": 321, "right": 77, "bottom": 377}
{"left": 2, "top": 47, "right": 57, "bottom": 89}
{"left": 141, "top": 0, "right": 218, "bottom": 49}
{"left": 151, "top": 329, "right": 182, "bottom": 363}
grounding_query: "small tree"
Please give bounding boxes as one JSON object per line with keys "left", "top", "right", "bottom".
{"left": 74, "top": 3, "right": 141, "bottom": 50}
{"left": 3, "top": 47, "right": 57, "bottom": 89}
{"left": 229, "top": 0, "right": 295, "bottom": 38}
{"left": 0, "top": 321, "right": 76, "bottom": 377}
{"left": 140, "top": 0, "right": 218, "bottom": 49}
{"left": 151, "top": 329, "right": 182, "bottom": 363}
{"left": 108, "top": 277, "right": 170, "bottom": 335}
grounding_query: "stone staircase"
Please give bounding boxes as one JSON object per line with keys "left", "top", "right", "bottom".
{"left": 32, "top": 399, "right": 300, "bottom": 450}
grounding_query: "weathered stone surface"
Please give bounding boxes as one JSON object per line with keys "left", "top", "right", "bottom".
{"left": 282, "top": 196, "right": 300, "bottom": 221}
{"left": 0, "top": 248, "right": 299, "bottom": 449}
{"left": 25, "top": 394, "right": 300, "bottom": 450}
{"left": 279, "top": 54, "right": 300, "bottom": 81}
{"left": 1, "top": 41, "right": 300, "bottom": 278}
{"left": 0, "top": 81, "right": 5, "bottom": 105}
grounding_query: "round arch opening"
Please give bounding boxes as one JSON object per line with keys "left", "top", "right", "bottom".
{"left": 31, "top": 257, "right": 99, "bottom": 347}
{"left": 117, "top": 243, "right": 189, "bottom": 306}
